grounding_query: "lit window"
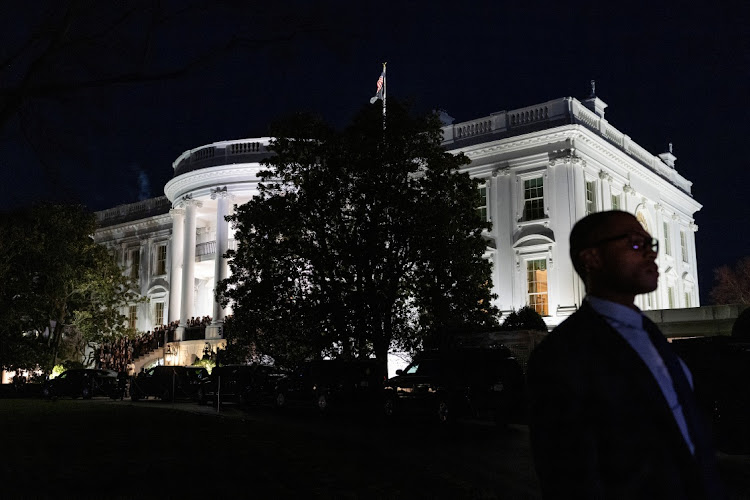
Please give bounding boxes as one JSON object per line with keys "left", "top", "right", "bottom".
{"left": 156, "top": 245, "right": 167, "bottom": 275}
{"left": 663, "top": 222, "right": 672, "bottom": 256}
{"left": 527, "top": 259, "right": 548, "bottom": 316}
{"left": 523, "top": 177, "right": 544, "bottom": 220}
{"left": 667, "top": 287, "right": 675, "bottom": 308}
{"left": 154, "top": 302, "right": 164, "bottom": 327}
{"left": 684, "top": 293, "right": 691, "bottom": 308}
{"left": 611, "top": 193, "right": 620, "bottom": 210}
{"left": 477, "top": 184, "right": 488, "bottom": 221}
{"left": 130, "top": 249, "right": 140, "bottom": 280}
{"left": 128, "top": 305, "right": 137, "bottom": 329}
{"left": 585, "top": 180, "right": 596, "bottom": 215}
{"left": 680, "top": 231, "right": 688, "bottom": 263}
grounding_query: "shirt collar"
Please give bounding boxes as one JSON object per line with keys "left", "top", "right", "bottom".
{"left": 585, "top": 295, "right": 644, "bottom": 329}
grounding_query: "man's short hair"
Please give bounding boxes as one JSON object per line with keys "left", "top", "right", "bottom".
{"left": 569, "top": 210, "right": 631, "bottom": 280}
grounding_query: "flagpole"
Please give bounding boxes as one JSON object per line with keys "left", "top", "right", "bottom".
{"left": 382, "top": 62, "right": 387, "bottom": 131}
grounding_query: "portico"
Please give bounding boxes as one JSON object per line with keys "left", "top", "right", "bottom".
{"left": 163, "top": 138, "right": 273, "bottom": 341}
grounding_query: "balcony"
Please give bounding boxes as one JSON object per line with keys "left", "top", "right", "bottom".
{"left": 172, "top": 138, "right": 274, "bottom": 177}
{"left": 195, "top": 239, "right": 237, "bottom": 261}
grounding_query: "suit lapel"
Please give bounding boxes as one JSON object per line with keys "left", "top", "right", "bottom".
{"left": 580, "top": 303, "right": 694, "bottom": 455}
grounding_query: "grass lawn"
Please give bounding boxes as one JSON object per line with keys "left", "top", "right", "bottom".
{"left": 0, "top": 399, "right": 540, "bottom": 499}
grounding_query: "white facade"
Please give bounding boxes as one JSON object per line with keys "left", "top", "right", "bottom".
{"left": 95, "top": 95, "right": 702, "bottom": 345}
{"left": 442, "top": 95, "right": 701, "bottom": 327}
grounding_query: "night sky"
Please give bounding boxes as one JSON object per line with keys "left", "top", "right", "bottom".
{"left": 2, "top": 1, "right": 748, "bottom": 304}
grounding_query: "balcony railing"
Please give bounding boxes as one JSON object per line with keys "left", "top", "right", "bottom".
{"left": 172, "top": 138, "right": 274, "bottom": 177}
{"left": 195, "top": 239, "right": 237, "bottom": 259}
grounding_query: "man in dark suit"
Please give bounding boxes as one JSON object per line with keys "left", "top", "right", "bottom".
{"left": 527, "top": 211, "right": 725, "bottom": 499}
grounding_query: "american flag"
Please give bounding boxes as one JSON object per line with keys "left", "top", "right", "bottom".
{"left": 369, "top": 65, "right": 386, "bottom": 104}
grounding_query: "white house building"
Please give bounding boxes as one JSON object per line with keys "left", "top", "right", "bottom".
{"left": 94, "top": 92, "right": 702, "bottom": 367}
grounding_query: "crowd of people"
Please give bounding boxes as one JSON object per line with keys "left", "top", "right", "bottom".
{"left": 185, "top": 316, "right": 212, "bottom": 328}
{"left": 96, "top": 317, "right": 214, "bottom": 374}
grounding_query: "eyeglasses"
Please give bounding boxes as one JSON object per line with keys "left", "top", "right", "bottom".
{"left": 591, "top": 233, "right": 659, "bottom": 254}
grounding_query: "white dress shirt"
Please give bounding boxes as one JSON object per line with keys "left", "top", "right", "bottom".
{"left": 586, "top": 295, "right": 695, "bottom": 455}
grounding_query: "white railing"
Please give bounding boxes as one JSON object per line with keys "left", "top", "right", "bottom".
{"left": 96, "top": 196, "right": 170, "bottom": 223}
{"left": 195, "top": 239, "right": 238, "bottom": 258}
{"left": 454, "top": 118, "right": 493, "bottom": 140}
{"left": 508, "top": 104, "right": 550, "bottom": 127}
{"left": 443, "top": 97, "right": 694, "bottom": 194}
{"left": 173, "top": 138, "right": 273, "bottom": 173}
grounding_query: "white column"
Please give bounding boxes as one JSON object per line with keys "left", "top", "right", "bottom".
{"left": 211, "top": 188, "right": 230, "bottom": 326}
{"left": 168, "top": 208, "right": 185, "bottom": 323}
{"left": 180, "top": 198, "right": 202, "bottom": 333}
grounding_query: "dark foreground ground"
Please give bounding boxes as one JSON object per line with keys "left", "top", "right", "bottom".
{"left": 1, "top": 397, "right": 749, "bottom": 499}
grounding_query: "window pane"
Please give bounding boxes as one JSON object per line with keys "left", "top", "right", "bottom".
{"left": 156, "top": 245, "right": 167, "bottom": 275}
{"left": 663, "top": 222, "right": 672, "bottom": 256}
{"left": 611, "top": 194, "right": 620, "bottom": 210}
{"left": 523, "top": 178, "right": 544, "bottom": 220}
{"left": 128, "top": 305, "right": 137, "bottom": 328}
{"left": 527, "top": 259, "right": 548, "bottom": 316}
{"left": 131, "top": 249, "right": 140, "bottom": 279}
{"left": 585, "top": 181, "right": 596, "bottom": 215}
{"left": 155, "top": 302, "right": 164, "bottom": 326}
{"left": 476, "top": 185, "right": 488, "bottom": 221}
{"left": 680, "top": 231, "right": 688, "bottom": 263}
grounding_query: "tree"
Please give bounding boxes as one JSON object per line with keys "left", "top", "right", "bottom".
{"left": 709, "top": 257, "right": 750, "bottom": 305}
{"left": 499, "top": 306, "right": 548, "bottom": 332}
{"left": 218, "top": 99, "right": 499, "bottom": 372}
{"left": 0, "top": 203, "right": 141, "bottom": 372}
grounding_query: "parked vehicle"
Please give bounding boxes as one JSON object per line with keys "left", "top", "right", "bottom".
{"left": 670, "top": 336, "right": 750, "bottom": 453}
{"left": 43, "top": 369, "right": 123, "bottom": 400}
{"left": 130, "top": 366, "right": 209, "bottom": 402}
{"left": 274, "top": 359, "right": 383, "bottom": 413}
{"left": 197, "top": 364, "right": 286, "bottom": 406}
{"left": 381, "top": 347, "right": 525, "bottom": 425}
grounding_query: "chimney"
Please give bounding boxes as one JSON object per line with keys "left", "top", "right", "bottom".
{"left": 658, "top": 143, "right": 677, "bottom": 169}
{"left": 582, "top": 79, "right": 608, "bottom": 118}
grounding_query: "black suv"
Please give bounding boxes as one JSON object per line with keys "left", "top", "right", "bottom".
{"left": 274, "top": 359, "right": 383, "bottom": 413}
{"left": 43, "top": 369, "right": 123, "bottom": 400}
{"left": 197, "top": 364, "right": 286, "bottom": 406}
{"left": 670, "top": 336, "right": 750, "bottom": 453}
{"left": 382, "top": 347, "right": 525, "bottom": 425}
{"left": 130, "top": 366, "right": 209, "bottom": 402}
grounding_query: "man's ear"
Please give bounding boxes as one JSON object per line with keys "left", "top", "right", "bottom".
{"left": 579, "top": 247, "right": 603, "bottom": 275}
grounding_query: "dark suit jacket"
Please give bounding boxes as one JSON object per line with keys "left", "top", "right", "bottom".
{"left": 527, "top": 301, "right": 724, "bottom": 499}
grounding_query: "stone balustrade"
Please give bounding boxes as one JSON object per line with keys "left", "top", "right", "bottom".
{"left": 172, "top": 138, "right": 274, "bottom": 177}
{"left": 443, "top": 97, "right": 694, "bottom": 194}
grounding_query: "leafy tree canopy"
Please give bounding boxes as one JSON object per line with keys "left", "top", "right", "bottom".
{"left": 710, "top": 256, "right": 750, "bottom": 305}
{"left": 499, "top": 306, "right": 548, "bottom": 332}
{"left": 218, "top": 99, "right": 499, "bottom": 371}
{"left": 0, "top": 203, "right": 141, "bottom": 372}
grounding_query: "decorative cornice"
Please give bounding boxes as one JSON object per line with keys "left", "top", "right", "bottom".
{"left": 94, "top": 214, "right": 173, "bottom": 238}
{"left": 549, "top": 150, "right": 585, "bottom": 167}
{"left": 689, "top": 222, "right": 698, "bottom": 232}
{"left": 210, "top": 186, "right": 229, "bottom": 199}
{"left": 164, "top": 164, "right": 262, "bottom": 202}
{"left": 181, "top": 195, "right": 203, "bottom": 209}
